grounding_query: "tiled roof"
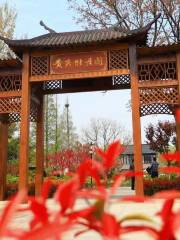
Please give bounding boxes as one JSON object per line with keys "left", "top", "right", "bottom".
{"left": 0, "top": 41, "right": 17, "bottom": 60}
{"left": 122, "top": 144, "right": 156, "bottom": 155}
{"left": 0, "top": 18, "right": 159, "bottom": 49}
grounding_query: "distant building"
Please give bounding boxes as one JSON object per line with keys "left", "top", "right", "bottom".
{"left": 121, "top": 144, "right": 156, "bottom": 170}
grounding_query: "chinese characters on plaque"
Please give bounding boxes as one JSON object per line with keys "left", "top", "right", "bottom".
{"left": 50, "top": 51, "right": 107, "bottom": 74}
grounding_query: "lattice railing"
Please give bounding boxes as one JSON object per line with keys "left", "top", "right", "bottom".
{"left": 109, "top": 49, "right": 129, "bottom": 69}
{"left": 31, "top": 56, "right": 49, "bottom": 76}
{"left": 112, "top": 75, "right": 130, "bottom": 86}
{"left": 138, "top": 62, "right": 176, "bottom": 81}
{"left": 0, "top": 74, "right": 22, "bottom": 91}
{"left": 0, "top": 96, "right": 38, "bottom": 122}
{"left": 139, "top": 87, "right": 178, "bottom": 106}
{"left": 8, "top": 113, "right": 21, "bottom": 123}
{"left": 140, "top": 103, "right": 173, "bottom": 116}
{"left": 43, "top": 80, "right": 63, "bottom": 90}
{"left": 7, "top": 104, "right": 38, "bottom": 123}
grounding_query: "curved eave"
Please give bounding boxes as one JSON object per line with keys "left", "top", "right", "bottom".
{"left": 0, "top": 16, "right": 160, "bottom": 53}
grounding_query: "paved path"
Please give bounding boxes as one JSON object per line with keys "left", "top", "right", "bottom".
{"left": 0, "top": 187, "right": 179, "bottom": 240}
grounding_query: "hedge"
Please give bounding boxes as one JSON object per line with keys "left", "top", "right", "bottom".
{"left": 144, "top": 177, "right": 180, "bottom": 196}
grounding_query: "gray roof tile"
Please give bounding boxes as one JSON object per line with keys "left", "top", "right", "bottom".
{"left": 0, "top": 25, "right": 151, "bottom": 49}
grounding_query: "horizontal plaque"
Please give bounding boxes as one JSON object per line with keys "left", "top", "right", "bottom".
{"left": 50, "top": 51, "right": 107, "bottom": 75}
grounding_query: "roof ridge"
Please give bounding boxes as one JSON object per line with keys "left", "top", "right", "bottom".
{"left": 0, "top": 14, "right": 161, "bottom": 44}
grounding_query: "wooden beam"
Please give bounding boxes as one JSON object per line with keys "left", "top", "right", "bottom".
{"left": 43, "top": 84, "right": 130, "bottom": 95}
{"left": 138, "top": 80, "right": 178, "bottom": 89}
{"left": 137, "top": 55, "right": 176, "bottom": 64}
{"left": 129, "top": 44, "right": 144, "bottom": 197}
{"left": 176, "top": 53, "right": 180, "bottom": 153}
{"left": 30, "top": 69, "right": 130, "bottom": 82}
{"left": 30, "top": 43, "right": 129, "bottom": 56}
{"left": 0, "top": 121, "right": 8, "bottom": 200}
{"left": 0, "top": 91, "right": 21, "bottom": 98}
{"left": 19, "top": 52, "right": 30, "bottom": 191}
{"left": 35, "top": 95, "right": 44, "bottom": 196}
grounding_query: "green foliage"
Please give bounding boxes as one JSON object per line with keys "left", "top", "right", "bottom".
{"left": 8, "top": 123, "right": 19, "bottom": 162}
{"left": 7, "top": 174, "right": 19, "bottom": 184}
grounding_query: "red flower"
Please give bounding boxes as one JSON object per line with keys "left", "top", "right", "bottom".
{"left": 162, "top": 152, "right": 180, "bottom": 162}
{"left": 54, "top": 177, "right": 79, "bottom": 213}
{"left": 77, "top": 158, "right": 104, "bottom": 186}
{"left": 96, "top": 141, "right": 124, "bottom": 170}
{"left": 176, "top": 108, "right": 180, "bottom": 122}
{"left": 0, "top": 190, "right": 26, "bottom": 237}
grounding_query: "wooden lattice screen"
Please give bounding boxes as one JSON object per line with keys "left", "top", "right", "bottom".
{"left": 139, "top": 87, "right": 179, "bottom": 106}
{"left": 138, "top": 62, "right": 176, "bottom": 81}
{"left": 140, "top": 103, "right": 173, "bottom": 116}
{"left": 31, "top": 56, "right": 49, "bottom": 76}
{"left": 109, "top": 49, "right": 129, "bottom": 69}
{"left": 138, "top": 60, "right": 178, "bottom": 116}
{"left": 0, "top": 74, "right": 22, "bottom": 91}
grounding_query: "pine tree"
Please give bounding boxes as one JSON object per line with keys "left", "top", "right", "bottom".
{"left": 44, "top": 95, "right": 60, "bottom": 164}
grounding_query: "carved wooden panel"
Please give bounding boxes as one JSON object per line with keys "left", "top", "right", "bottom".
{"left": 109, "top": 49, "right": 128, "bottom": 69}
{"left": 0, "top": 74, "right": 22, "bottom": 91}
{"left": 0, "top": 97, "right": 21, "bottom": 114}
{"left": 139, "top": 87, "right": 178, "bottom": 106}
{"left": 138, "top": 62, "right": 176, "bottom": 81}
{"left": 140, "top": 103, "right": 173, "bottom": 116}
{"left": 31, "top": 56, "right": 49, "bottom": 76}
{"left": 112, "top": 74, "right": 130, "bottom": 86}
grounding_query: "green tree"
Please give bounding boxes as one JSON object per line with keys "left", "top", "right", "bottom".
{"left": 0, "top": 2, "right": 17, "bottom": 162}
{"left": 44, "top": 95, "right": 59, "bottom": 158}
{"left": 29, "top": 122, "right": 36, "bottom": 165}
{"left": 8, "top": 123, "right": 19, "bottom": 163}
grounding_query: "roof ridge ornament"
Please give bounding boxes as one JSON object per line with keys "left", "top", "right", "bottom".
{"left": 39, "top": 20, "right": 56, "bottom": 33}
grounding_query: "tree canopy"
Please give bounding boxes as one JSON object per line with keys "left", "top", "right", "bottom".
{"left": 145, "top": 120, "right": 176, "bottom": 154}
{"left": 82, "top": 118, "right": 131, "bottom": 150}
{"left": 0, "top": 1, "right": 17, "bottom": 58}
{"left": 67, "top": 0, "right": 179, "bottom": 45}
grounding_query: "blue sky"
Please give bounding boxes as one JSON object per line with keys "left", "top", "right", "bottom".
{"left": 3, "top": 0, "right": 174, "bottom": 142}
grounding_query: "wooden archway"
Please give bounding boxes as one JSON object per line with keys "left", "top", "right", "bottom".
{"left": 0, "top": 19, "right": 179, "bottom": 199}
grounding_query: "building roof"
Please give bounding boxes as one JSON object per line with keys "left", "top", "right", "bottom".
{"left": 0, "top": 17, "right": 160, "bottom": 51}
{"left": 0, "top": 41, "right": 16, "bottom": 60}
{"left": 122, "top": 144, "right": 156, "bottom": 155}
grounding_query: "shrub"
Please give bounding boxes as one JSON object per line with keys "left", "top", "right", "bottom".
{"left": 144, "top": 177, "right": 180, "bottom": 195}
{"left": 1, "top": 141, "right": 180, "bottom": 240}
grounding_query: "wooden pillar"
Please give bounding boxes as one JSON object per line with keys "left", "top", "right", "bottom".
{"left": 0, "top": 120, "right": 8, "bottom": 200}
{"left": 129, "top": 44, "right": 144, "bottom": 196}
{"left": 35, "top": 95, "right": 44, "bottom": 196}
{"left": 176, "top": 53, "right": 180, "bottom": 152}
{"left": 19, "top": 52, "right": 30, "bottom": 191}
